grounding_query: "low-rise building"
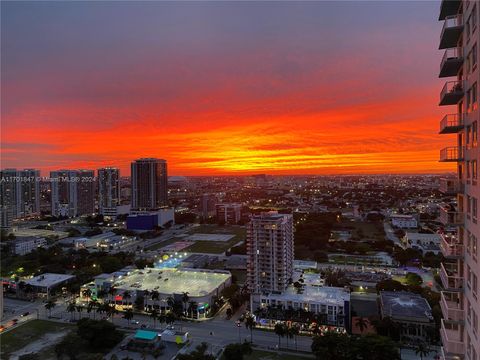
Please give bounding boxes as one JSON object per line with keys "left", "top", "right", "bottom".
{"left": 403, "top": 232, "right": 442, "bottom": 255}
{"left": 25, "top": 273, "right": 75, "bottom": 297}
{"left": 391, "top": 215, "right": 418, "bottom": 229}
{"left": 379, "top": 291, "right": 435, "bottom": 342}
{"left": 13, "top": 237, "right": 47, "bottom": 255}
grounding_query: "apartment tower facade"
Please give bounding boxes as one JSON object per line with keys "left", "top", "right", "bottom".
{"left": 246, "top": 212, "right": 294, "bottom": 294}
{"left": 438, "top": 1, "right": 479, "bottom": 359}
{"left": 50, "top": 170, "right": 95, "bottom": 217}
{"left": 98, "top": 167, "right": 121, "bottom": 216}
{"left": 131, "top": 158, "right": 168, "bottom": 210}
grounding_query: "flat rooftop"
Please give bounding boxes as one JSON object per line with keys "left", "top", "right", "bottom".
{"left": 380, "top": 291, "right": 433, "bottom": 321}
{"left": 25, "top": 273, "right": 75, "bottom": 288}
{"left": 268, "top": 285, "right": 350, "bottom": 306}
{"left": 111, "top": 268, "right": 230, "bottom": 297}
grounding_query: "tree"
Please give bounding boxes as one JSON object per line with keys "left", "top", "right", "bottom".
{"left": 274, "top": 322, "right": 286, "bottom": 348}
{"left": 67, "top": 301, "right": 77, "bottom": 321}
{"left": 150, "top": 309, "right": 159, "bottom": 328}
{"left": 414, "top": 342, "right": 430, "bottom": 360}
{"left": 87, "top": 300, "right": 98, "bottom": 320}
{"left": 355, "top": 317, "right": 369, "bottom": 334}
{"left": 290, "top": 325, "right": 300, "bottom": 351}
{"left": 311, "top": 331, "right": 350, "bottom": 360}
{"left": 76, "top": 305, "right": 84, "bottom": 320}
{"left": 123, "top": 308, "right": 134, "bottom": 324}
{"left": 244, "top": 315, "right": 256, "bottom": 343}
{"left": 45, "top": 300, "right": 56, "bottom": 317}
{"left": 405, "top": 272, "right": 423, "bottom": 286}
{"left": 182, "top": 292, "right": 190, "bottom": 315}
{"left": 165, "top": 311, "right": 176, "bottom": 325}
{"left": 76, "top": 318, "right": 124, "bottom": 352}
{"left": 223, "top": 342, "right": 252, "bottom": 360}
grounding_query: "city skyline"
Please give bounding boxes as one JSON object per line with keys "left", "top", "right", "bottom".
{"left": 2, "top": 1, "right": 454, "bottom": 176}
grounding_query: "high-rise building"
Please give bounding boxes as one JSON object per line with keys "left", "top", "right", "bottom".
{"left": 0, "top": 169, "right": 40, "bottom": 228}
{"left": 246, "top": 212, "right": 294, "bottom": 293}
{"left": 131, "top": 158, "right": 168, "bottom": 210}
{"left": 216, "top": 203, "right": 242, "bottom": 224}
{"left": 50, "top": 170, "right": 94, "bottom": 217}
{"left": 98, "top": 168, "right": 121, "bottom": 216}
{"left": 437, "top": 2, "right": 479, "bottom": 359}
{"left": 200, "top": 193, "right": 217, "bottom": 219}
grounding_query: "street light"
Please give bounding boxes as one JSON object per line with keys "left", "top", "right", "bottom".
{"left": 236, "top": 320, "right": 241, "bottom": 342}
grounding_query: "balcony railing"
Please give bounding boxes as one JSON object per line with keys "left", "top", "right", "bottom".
{"left": 439, "top": 0, "right": 461, "bottom": 21}
{"left": 440, "top": 234, "right": 464, "bottom": 258}
{"left": 439, "top": 114, "right": 464, "bottom": 134}
{"left": 439, "top": 81, "right": 464, "bottom": 105}
{"left": 439, "top": 205, "right": 464, "bottom": 226}
{"left": 440, "top": 291, "right": 464, "bottom": 322}
{"left": 439, "top": 146, "right": 464, "bottom": 162}
{"left": 439, "top": 177, "right": 463, "bottom": 194}
{"left": 440, "top": 48, "right": 464, "bottom": 77}
{"left": 440, "top": 15, "right": 464, "bottom": 49}
{"left": 440, "top": 262, "right": 464, "bottom": 290}
{"left": 440, "top": 319, "right": 465, "bottom": 356}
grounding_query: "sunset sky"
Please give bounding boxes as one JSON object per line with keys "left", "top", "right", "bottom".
{"left": 1, "top": 1, "right": 455, "bottom": 176}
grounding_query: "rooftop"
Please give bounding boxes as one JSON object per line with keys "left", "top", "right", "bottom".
{"left": 266, "top": 285, "right": 350, "bottom": 306}
{"left": 25, "top": 273, "right": 75, "bottom": 288}
{"left": 110, "top": 268, "right": 231, "bottom": 297}
{"left": 380, "top": 291, "right": 433, "bottom": 321}
{"left": 134, "top": 330, "right": 158, "bottom": 341}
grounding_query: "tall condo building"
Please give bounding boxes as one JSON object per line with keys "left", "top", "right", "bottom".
{"left": 0, "top": 169, "right": 40, "bottom": 228}
{"left": 50, "top": 170, "right": 95, "bottom": 217}
{"left": 131, "top": 158, "right": 168, "bottom": 210}
{"left": 437, "top": 1, "right": 479, "bottom": 360}
{"left": 246, "top": 212, "right": 294, "bottom": 294}
{"left": 98, "top": 168, "right": 121, "bottom": 216}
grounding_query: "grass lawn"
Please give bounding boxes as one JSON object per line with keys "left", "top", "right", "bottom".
{"left": 184, "top": 225, "right": 246, "bottom": 254}
{"left": 246, "top": 349, "right": 314, "bottom": 360}
{"left": 0, "top": 320, "right": 74, "bottom": 358}
{"left": 334, "top": 221, "right": 385, "bottom": 241}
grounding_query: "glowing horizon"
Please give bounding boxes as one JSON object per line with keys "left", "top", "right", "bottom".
{"left": 1, "top": 1, "right": 455, "bottom": 176}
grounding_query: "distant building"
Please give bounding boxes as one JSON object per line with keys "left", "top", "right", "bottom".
{"left": 379, "top": 291, "right": 435, "bottom": 342}
{"left": 50, "top": 170, "right": 95, "bottom": 217}
{"left": 127, "top": 208, "right": 175, "bottom": 230}
{"left": 247, "top": 212, "right": 294, "bottom": 293}
{"left": 131, "top": 158, "right": 168, "bottom": 210}
{"left": 200, "top": 193, "right": 217, "bottom": 219}
{"left": 215, "top": 203, "right": 242, "bottom": 224}
{"left": 0, "top": 169, "right": 40, "bottom": 228}
{"left": 403, "top": 232, "right": 442, "bottom": 255}
{"left": 12, "top": 237, "right": 47, "bottom": 255}
{"left": 98, "top": 168, "right": 121, "bottom": 216}
{"left": 391, "top": 214, "right": 418, "bottom": 229}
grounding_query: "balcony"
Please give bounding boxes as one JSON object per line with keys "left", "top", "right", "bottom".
{"left": 440, "top": 262, "right": 464, "bottom": 290}
{"left": 439, "top": 178, "right": 463, "bottom": 194}
{"left": 440, "top": 319, "right": 465, "bottom": 356}
{"left": 440, "top": 291, "right": 464, "bottom": 322}
{"left": 440, "top": 234, "right": 464, "bottom": 258}
{"left": 439, "top": 81, "right": 464, "bottom": 105}
{"left": 439, "top": 146, "right": 464, "bottom": 162}
{"left": 439, "top": 114, "right": 464, "bottom": 134}
{"left": 440, "top": 48, "right": 464, "bottom": 77}
{"left": 439, "top": 15, "right": 464, "bottom": 49}
{"left": 439, "top": 205, "right": 464, "bottom": 226}
{"left": 439, "top": 0, "right": 462, "bottom": 21}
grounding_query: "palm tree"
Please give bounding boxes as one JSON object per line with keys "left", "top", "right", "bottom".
{"left": 123, "top": 291, "right": 132, "bottom": 309}
{"left": 107, "top": 303, "right": 118, "bottom": 323}
{"left": 158, "top": 313, "right": 166, "bottom": 329}
{"left": 245, "top": 315, "right": 256, "bottom": 343}
{"left": 355, "top": 317, "right": 369, "bottom": 334}
{"left": 150, "top": 309, "right": 159, "bottom": 328}
{"left": 289, "top": 324, "right": 300, "bottom": 351}
{"left": 182, "top": 292, "right": 189, "bottom": 316}
{"left": 45, "top": 300, "right": 56, "bottom": 318}
{"left": 123, "top": 308, "right": 134, "bottom": 325}
{"left": 415, "top": 342, "right": 430, "bottom": 360}
{"left": 87, "top": 300, "right": 98, "bottom": 320}
{"left": 274, "top": 322, "right": 286, "bottom": 348}
{"left": 165, "top": 311, "right": 176, "bottom": 325}
{"left": 187, "top": 301, "right": 197, "bottom": 319}
{"left": 67, "top": 301, "right": 76, "bottom": 321}
{"left": 286, "top": 325, "right": 294, "bottom": 349}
